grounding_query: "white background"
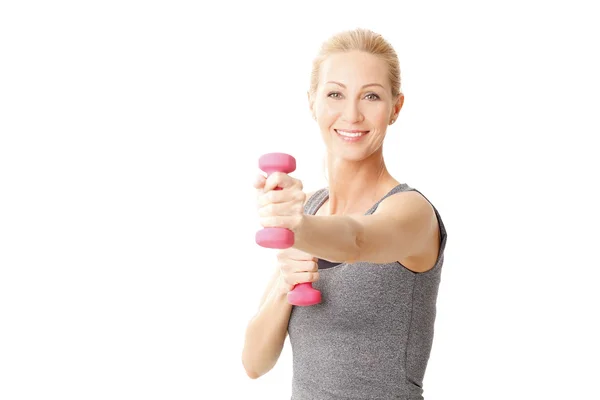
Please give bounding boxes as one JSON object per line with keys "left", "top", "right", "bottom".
{"left": 1, "top": 1, "right": 599, "bottom": 399}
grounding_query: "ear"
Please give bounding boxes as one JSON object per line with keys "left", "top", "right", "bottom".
{"left": 390, "top": 92, "right": 404, "bottom": 123}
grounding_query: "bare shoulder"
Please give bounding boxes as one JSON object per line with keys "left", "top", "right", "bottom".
{"left": 376, "top": 189, "right": 434, "bottom": 217}
{"left": 355, "top": 189, "right": 440, "bottom": 272}
{"left": 382, "top": 190, "right": 440, "bottom": 273}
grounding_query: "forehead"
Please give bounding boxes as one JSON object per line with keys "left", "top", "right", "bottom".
{"left": 319, "top": 51, "right": 389, "bottom": 87}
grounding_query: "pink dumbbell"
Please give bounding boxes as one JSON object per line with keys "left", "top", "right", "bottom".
{"left": 256, "top": 152, "right": 321, "bottom": 307}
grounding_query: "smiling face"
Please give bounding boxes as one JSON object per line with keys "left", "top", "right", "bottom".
{"left": 309, "top": 50, "right": 404, "bottom": 162}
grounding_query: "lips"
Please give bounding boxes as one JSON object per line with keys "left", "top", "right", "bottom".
{"left": 335, "top": 129, "right": 369, "bottom": 138}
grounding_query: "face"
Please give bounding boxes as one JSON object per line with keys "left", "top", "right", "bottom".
{"left": 309, "top": 50, "right": 404, "bottom": 161}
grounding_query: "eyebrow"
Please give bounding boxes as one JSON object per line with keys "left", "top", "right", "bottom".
{"left": 326, "top": 81, "right": 385, "bottom": 89}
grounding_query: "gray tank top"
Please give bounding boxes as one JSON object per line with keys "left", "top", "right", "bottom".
{"left": 288, "top": 183, "right": 448, "bottom": 400}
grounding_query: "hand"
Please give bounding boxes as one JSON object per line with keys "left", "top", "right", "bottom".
{"left": 254, "top": 172, "right": 306, "bottom": 233}
{"left": 275, "top": 247, "right": 319, "bottom": 293}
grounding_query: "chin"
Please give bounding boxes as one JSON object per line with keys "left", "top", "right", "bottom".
{"left": 331, "top": 147, "right": 373, "bottom": 163}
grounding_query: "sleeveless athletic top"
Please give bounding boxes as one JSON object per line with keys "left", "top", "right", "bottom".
{"left": 287, "top": 183, "right": 448, "bottom": 400}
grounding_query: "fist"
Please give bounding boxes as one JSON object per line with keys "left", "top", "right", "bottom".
{"left": 254, "top": 172, "right": 306, "bottom": 232}
{"left": 276, "top": 247, "right": 319, "bottom": 292}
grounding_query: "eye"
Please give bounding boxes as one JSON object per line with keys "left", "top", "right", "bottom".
{"left": 326, "top": 92, "right": 380, "bottom": 100}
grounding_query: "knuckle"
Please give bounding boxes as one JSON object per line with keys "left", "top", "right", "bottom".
{"left": 257, "top": 204, "right": 268, "bottom": 216}
{"left": 274, "top": 172, "right": 285, "bottom": 183}
{"left": 260, "top": 217, "right": 273, "bottom": 227}
{"left": 262, "top": 216, "right": 273, "bottom": 228}
{"left": 276, "top": 251, "right": 287, "bottom": 263}
{"left": 278, "top": 262, "right": 289, "bottom": 273}
{"left": 286, "top": 249, "right": 299, "bottom": 260}
{"left": 262, "top": 194, "right": 271, "bottom": 207}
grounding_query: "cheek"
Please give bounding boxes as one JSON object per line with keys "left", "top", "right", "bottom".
{"left": 316, "top": 108, "right": 339, "bottom": 131}
{"left": 316, "top": 100, "right": 341, "bottom": 119}
{"left": 372, "top": 106, "right": 391, "bottom": 125}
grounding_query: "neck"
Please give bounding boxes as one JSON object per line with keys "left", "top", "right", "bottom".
{"left": 325, "top": 147, "right": 398, "bottom": 215}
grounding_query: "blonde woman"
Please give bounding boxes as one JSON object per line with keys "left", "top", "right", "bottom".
{"left": 244, "top": 28, "right": 448, "bottom": 400}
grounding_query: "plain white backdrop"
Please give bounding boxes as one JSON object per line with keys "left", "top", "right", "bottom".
{"left": 1, "top": 1, "right": 599, "bottom": 399}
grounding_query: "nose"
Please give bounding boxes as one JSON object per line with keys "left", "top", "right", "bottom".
{"left": 341, "top": 98, "right": 363, "bottom": 124}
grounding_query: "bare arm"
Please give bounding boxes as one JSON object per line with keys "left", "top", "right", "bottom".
{"left": 241, "top": 266, "right": 292, "bottom": 379}
{"left": 258, "top": 172, "right": 436, "bottom": 270}
{"left": 293, "top": 190, "right": 437, "bottom": 270}
{"left": 241, "top": 190, "right": 317, "bottom": 379}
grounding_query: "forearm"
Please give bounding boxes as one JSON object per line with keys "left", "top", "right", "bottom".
{"left": 293, "top": 214, "right": 362, "bottom": 263}
{"left": 242, "top": 279, "right": 292, "bottom": 378}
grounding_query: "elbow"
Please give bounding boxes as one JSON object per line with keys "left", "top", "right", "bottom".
{"left": 242, "top": 358, "right": 260, "bottom": 379}
{"left": 246, "top": 368, "right": 260, "bottom": 380}
{"left": 241, "top": 353, "right": 264, "bottom": 380}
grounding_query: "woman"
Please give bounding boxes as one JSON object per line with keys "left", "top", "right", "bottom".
{"left": 242, "top": 28, "right": 448, "bottom": 400}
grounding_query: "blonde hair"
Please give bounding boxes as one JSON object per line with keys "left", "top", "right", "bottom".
{"left": 309, "top": 28, "right": 402, "bottom": 99}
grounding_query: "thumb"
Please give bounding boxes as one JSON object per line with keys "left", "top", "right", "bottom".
{"left": 253, "top": 174, "right": 266, "bottom": 190}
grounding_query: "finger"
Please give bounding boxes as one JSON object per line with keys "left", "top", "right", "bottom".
{"left": 302, "top": 260, "right": 319, "bottom": 273}
{"left": 258, "top": 200, "right": 304, "bottom": 218}
{"left": 256, "top": 188, "right": 294, "bottom": 207}
{"left": 278, "top": 248, "right": 316, "bottom": 262}
{"left": 277, "top": 256, "right": 318, "bottom": 271}
{"left": 264, "top": 172, "right": 299, "bottom": 192}
{"left": 257, "top": 189, "right": 306, "bottom": 211}
{"left": 281, "top": 247, "right": 317, "bottom": 262}
{"left": 284, "top": 271, "right": 319, "bottom": 286}
{"left": 259, "top": 215, "right": 302, "bottom": 231}
{"left": 253, "top": 174, "right": 266, "bottom": 190}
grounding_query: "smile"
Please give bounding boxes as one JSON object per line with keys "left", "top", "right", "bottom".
{"left": 334, "top": 129, "right": 369, "bottom": 143}
{"left": 334, "top": 129, "right": 369, "bottom": 138}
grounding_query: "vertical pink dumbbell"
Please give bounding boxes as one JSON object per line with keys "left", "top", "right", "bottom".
{"left": 256, "top": 152, "right": 321, "bottom": 307}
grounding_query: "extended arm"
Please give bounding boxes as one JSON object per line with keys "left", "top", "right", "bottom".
{"left": 293, "top": 190, "right": 437, "bottom": 267}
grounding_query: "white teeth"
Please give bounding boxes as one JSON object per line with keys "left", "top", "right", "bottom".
{"left": 336, "top": 130, "right": 366, "bottom": 137}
